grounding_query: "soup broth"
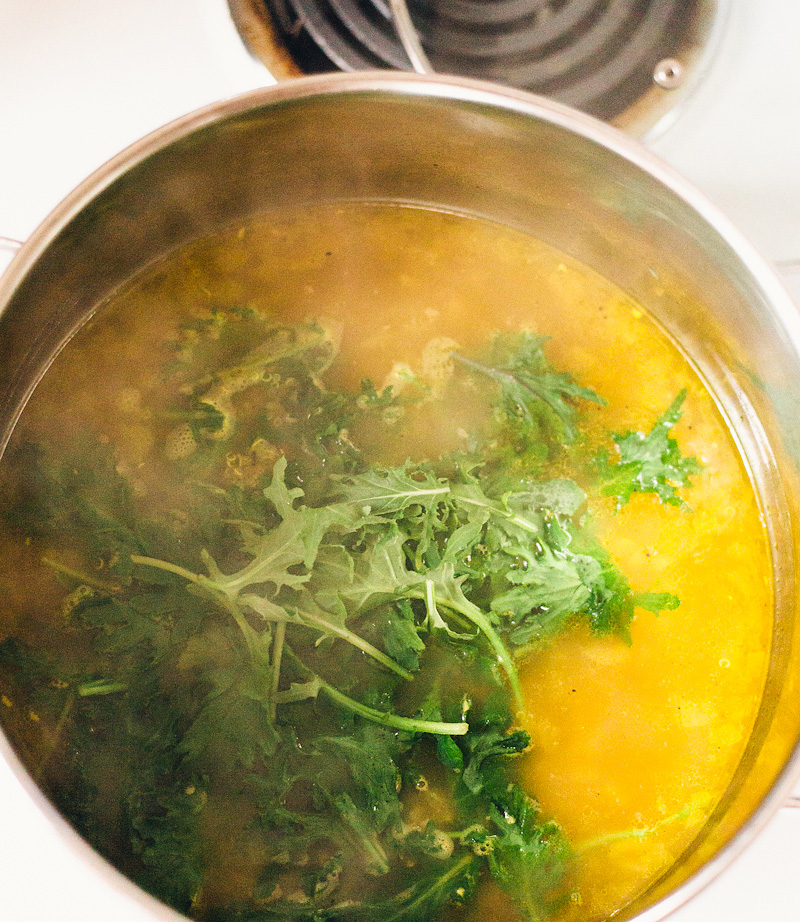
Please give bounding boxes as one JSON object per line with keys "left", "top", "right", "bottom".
{"left": 0, "top": 203, "right": 771, "bottom": 922}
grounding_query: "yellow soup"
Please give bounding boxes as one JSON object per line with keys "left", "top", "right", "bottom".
{"left": 0, "top": 203, "right": 771, "bottom": 922}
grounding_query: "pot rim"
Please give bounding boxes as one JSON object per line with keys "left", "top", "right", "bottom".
{"left": 1, "top": 69, "right": 800, "bottom": 922}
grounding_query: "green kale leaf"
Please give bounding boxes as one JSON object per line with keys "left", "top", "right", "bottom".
{"left": 452, "top": 332, "right": 605, "bottom": 453}
{"left": 596, "top": 389, "right": 702, "bottom": 509}
{"left": 0, "top": 317, "right": 699, "bottom": 922}
{"left": 479, "top": 784, "right": 571, "bottom": 922}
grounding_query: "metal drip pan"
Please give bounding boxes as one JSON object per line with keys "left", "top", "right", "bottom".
{"left": 229, "top": 0, "right": 726, "bottom": 137}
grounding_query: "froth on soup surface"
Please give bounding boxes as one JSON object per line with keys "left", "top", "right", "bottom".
{"left": 0, "top": 203, "right": 771, "bottom": 922}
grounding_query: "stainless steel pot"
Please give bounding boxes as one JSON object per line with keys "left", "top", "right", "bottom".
{"left": 1, "top": 71, "right": 800, "bottom": 922}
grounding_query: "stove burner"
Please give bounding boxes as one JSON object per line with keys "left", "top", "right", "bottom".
{"left": 230, "top": 0, "right": 721, "bottom": 129}
{"left": 273, "top": 0, "right": 412, "bottom": 71}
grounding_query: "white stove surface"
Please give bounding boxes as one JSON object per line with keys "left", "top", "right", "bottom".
{"left": 1, "top": 1, "right": 800, "bottom": 919}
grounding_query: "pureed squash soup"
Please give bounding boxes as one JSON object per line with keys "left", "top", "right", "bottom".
{"left": 0, "top": 203, "right": 771, "bottom": 922}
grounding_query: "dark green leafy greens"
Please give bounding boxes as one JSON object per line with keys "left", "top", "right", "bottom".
{"left": 595, "top": 389, "right": 702, "bottom": 509}
{"left": 452, "top": 332, "right": 606, "bottom": 451}
{"left": 0, "top": 317, "right": 696, "bottom": 922}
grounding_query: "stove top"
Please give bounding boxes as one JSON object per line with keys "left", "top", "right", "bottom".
{"left": 230, "top": 0, "right": 715, "bottom": 129}
{"left": 1, "top": 1, "right": 799, "bottom": 920}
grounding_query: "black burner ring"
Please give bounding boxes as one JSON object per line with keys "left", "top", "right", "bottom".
{"left": 234, "top": 0, "right": 716, "bottom": 125}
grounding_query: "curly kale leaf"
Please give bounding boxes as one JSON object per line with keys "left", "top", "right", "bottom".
{"left": 452, "top": 332, "right": 605, "bottom": 454}
{"left": 443, "top": 477, "right": 677, "bottom": 646}
{"left": 479, "top": 784, "right": 571, "bottom": 922}
{"left": 461, "top": 724, "right": 531, "bottom": 794}
{"left": 596, "top": 389, "right": 702, "bottom": 509}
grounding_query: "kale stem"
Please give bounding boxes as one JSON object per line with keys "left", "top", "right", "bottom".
{"left": 130, "top": 555, "right": 266, "bottom": 659}
{"left": 40, "top": 556, "right": 121, "bottom": 592}
{"left": 269, "top": 621, "right": 286, "bottom": 721}
{"left": 130, "top": 553, "right": 241, "bottom": 616}
{"left": 574, "top": 796, "right": 710, "bottom": 854}
{"left": 449, "top": 608, "right": 524, "bottom": 713}
{"left": 330, "top": 792, "right": 390, "bottom": 874}
{"left": 130, "top": 554, "right": 211, "bottom": 588}
{"left": 454, "top": 493, "right": 540, "bottom": 535}
{"left": 451, "top": 351, "right": 515, "bottom": 388}
{"left": 77, "top": 680, "right": 129, "bottom": 697}
{"left": 291, "top": 607, "right": 414, "bottom": 681}
{"left": 240, "top": 594, "right": 415, "bottom": 680}
{"left": 319, "top": 682, "right": 469, "bottom": 736}
{"left": 134, "top": 552, "right": 415, "bottom": 701}
{"left": 407, "top": 588, "right": 524, "bottom": 713}
{"left": 387, "top": 852, "right": 477, "bottom": 921}
{"left": 131, "top": 555, "right": 411, "bottom": 684}
{"left": 280, "top": 645, "right": 467, "bottom": 736}
{"left": 34, "top": 689, "right": 76, "bottom": 782}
